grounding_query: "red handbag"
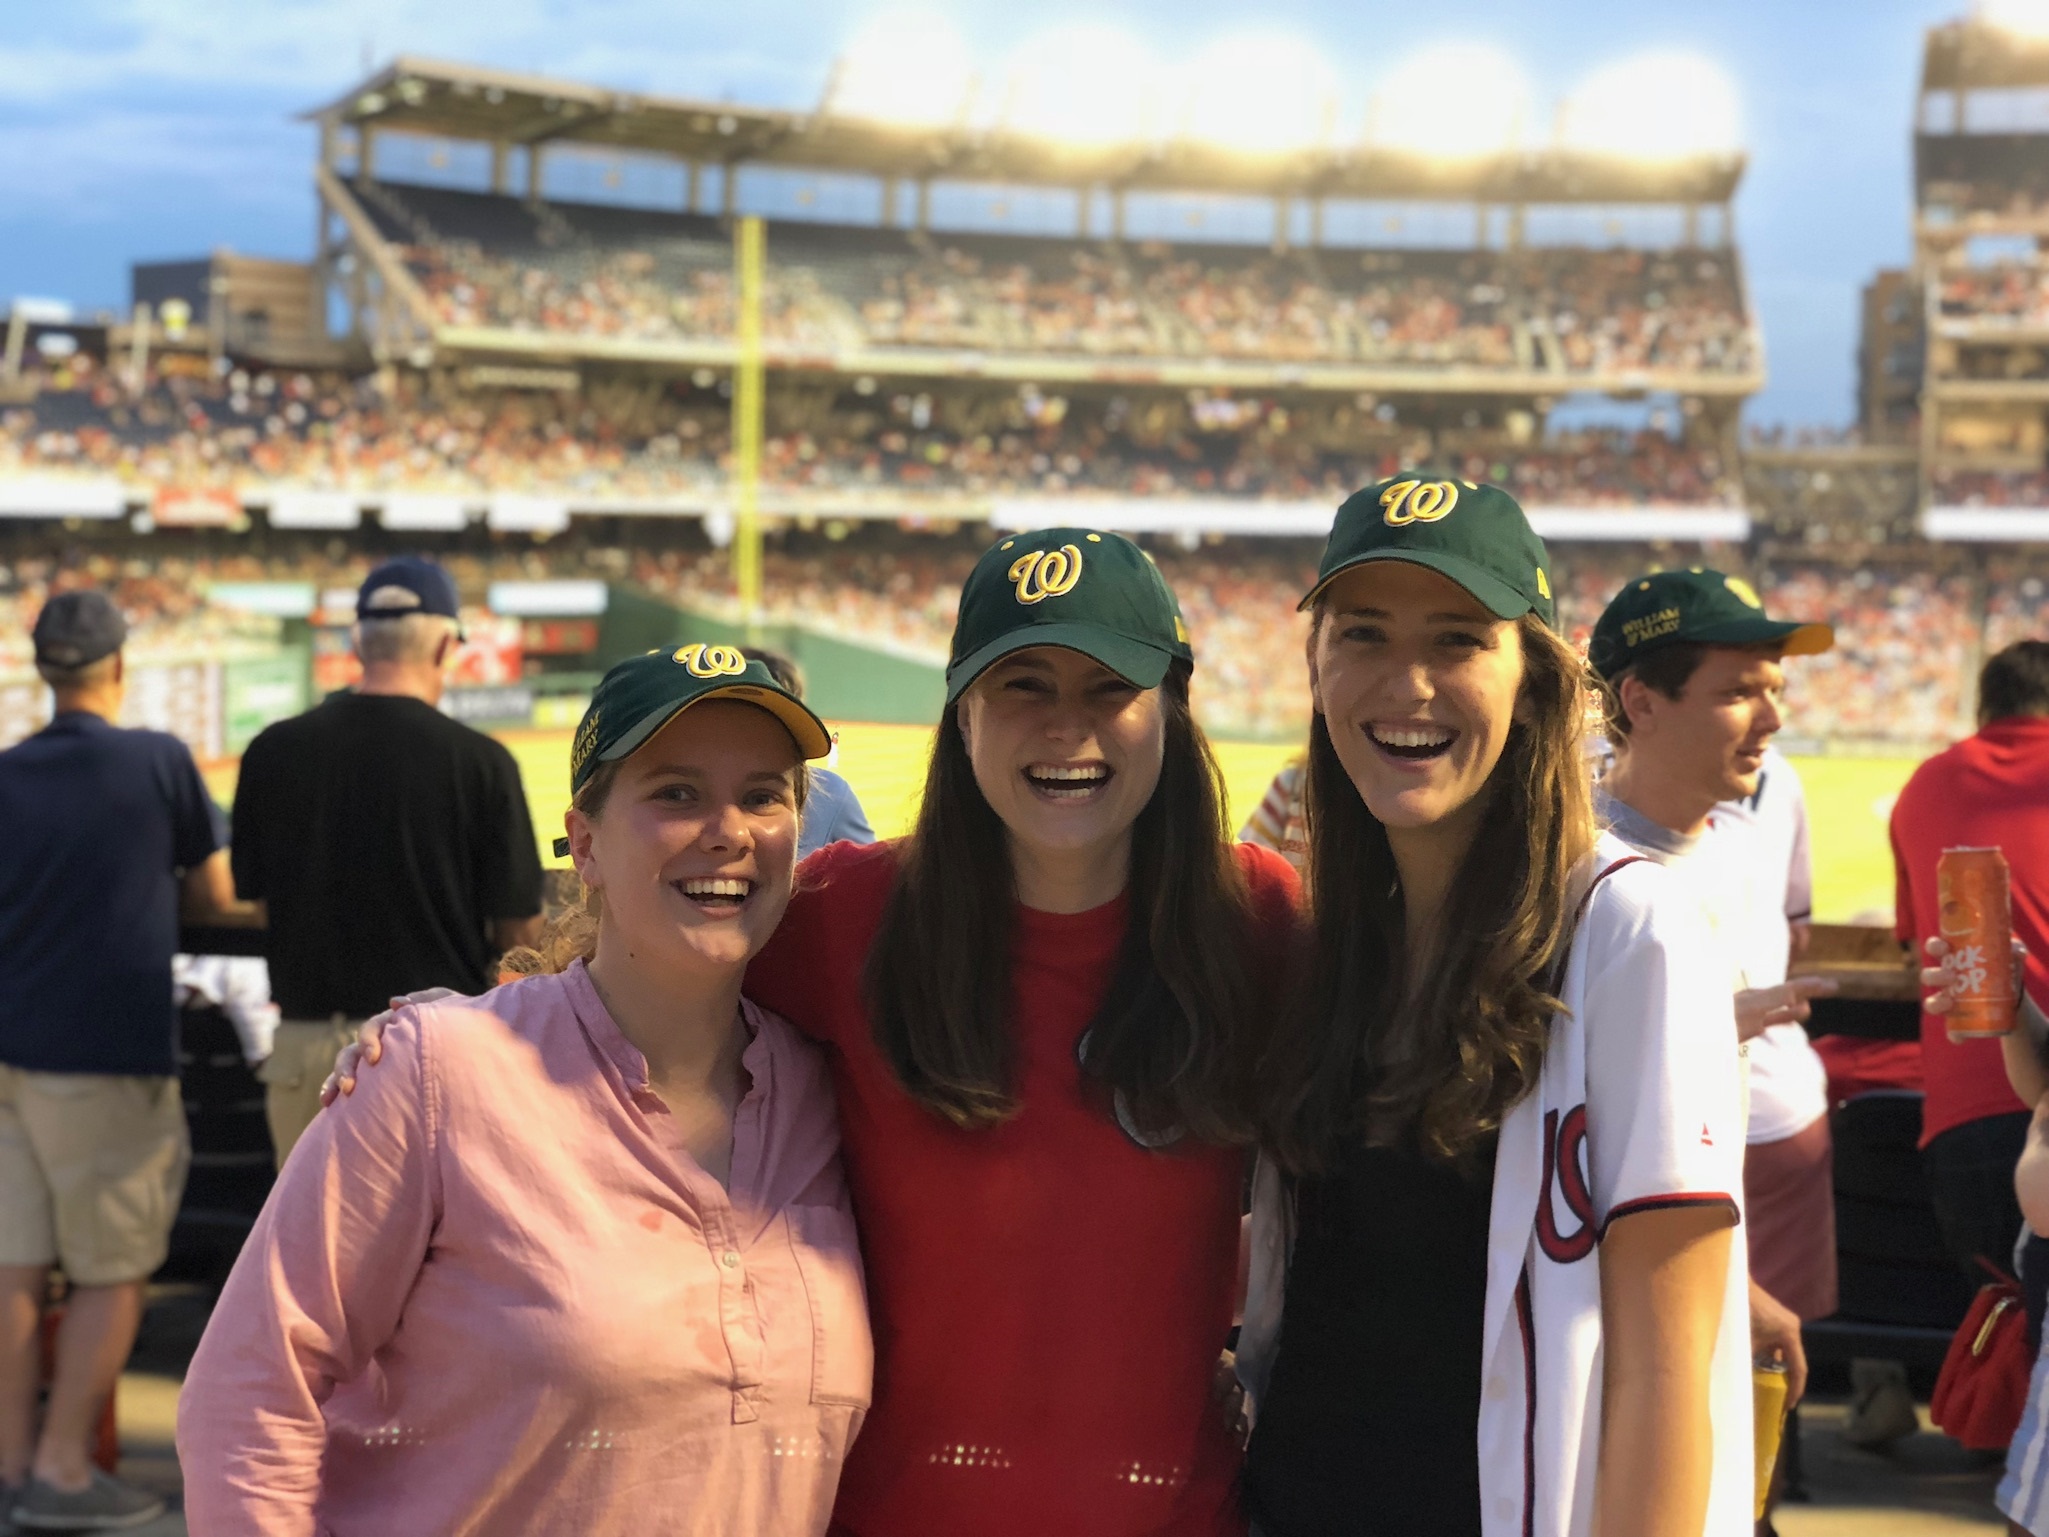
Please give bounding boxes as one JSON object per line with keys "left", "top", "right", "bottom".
{"left": 1930, "top": 1273, "right": 2032, "bottom": 1452}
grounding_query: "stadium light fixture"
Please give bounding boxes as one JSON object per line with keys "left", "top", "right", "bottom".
{"left": 1002, "top": 25, "right": 1164, "bottom": 145}
{"left": 1178, "top": 32, "right": 1339, "bottom": 155}
{"left": 1369, "top": 43, "right": 1532, "bottom": 159}
{"left": 1559, "top": 52, "right": 1741, "bottom": 161}
{"left": 1983, "top": 0, "right": 2049, "bottom": 38}
{"left": 829, "top": 10, "right": 975, "bottom": 128}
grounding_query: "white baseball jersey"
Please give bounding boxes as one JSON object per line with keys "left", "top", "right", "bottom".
{"left": 1712, "top": 747, "right": 1831, "bottom": 1144}
{"left": 1239, "top": 835, "right": 1754, "bottom": 1537}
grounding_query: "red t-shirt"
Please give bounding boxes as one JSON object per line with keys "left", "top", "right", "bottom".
{"left": 746, "top": 838, "right": 1300, "bottom": 1537}
{"left": 1890, "top": 717, "right": 2049, "bottom": 1146}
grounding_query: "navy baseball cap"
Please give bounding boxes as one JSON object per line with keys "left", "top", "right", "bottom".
{"left": 357, "top": 557, "right": 461, "bottom": 624}
{"left": 32, "top": 590, "right": 128, "bottom": 669}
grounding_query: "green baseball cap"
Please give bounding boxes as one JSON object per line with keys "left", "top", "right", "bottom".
{"left": 1301, "top": 476, "right": 1555, "bottom": 627}
{"left": 944, "top": 528, "right": 1194, "bottom": 706}
{"left": 1588, "top": 568, "right": 1835, "bottom": 682}
{"left": 567, "top": 643, "right": 832, "bottom": 796}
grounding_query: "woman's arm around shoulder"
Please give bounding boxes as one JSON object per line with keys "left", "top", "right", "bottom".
{"left": 177, "top": 1008, "right": 442, "bottom": 1537}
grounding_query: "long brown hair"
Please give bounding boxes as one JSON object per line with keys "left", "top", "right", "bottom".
{"left": 864, "top": 661, "right": 1259, "bottom": 1142}
{"left": 1255, "top": 613, "right": 1596, "bottom": 1171}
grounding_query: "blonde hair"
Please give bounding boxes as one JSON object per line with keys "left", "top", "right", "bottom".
{"left": 501, "top": 760, "right": 622, "bottom": 978}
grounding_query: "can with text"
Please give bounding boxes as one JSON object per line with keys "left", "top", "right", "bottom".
{"left": 1940, "top": 845, "right": 2016, "bottom": 1040}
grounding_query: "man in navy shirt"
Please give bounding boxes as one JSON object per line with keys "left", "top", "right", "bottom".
{"left": 0, "top": 591, "right": 253, "bottom": 1532}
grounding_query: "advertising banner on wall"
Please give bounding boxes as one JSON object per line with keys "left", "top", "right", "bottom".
{"left": 152, "top": 486, "right": 240, "bottom": 528}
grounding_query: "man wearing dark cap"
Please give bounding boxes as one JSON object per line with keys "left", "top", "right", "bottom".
{"left": 1588, "top": 568, "right": 1842, "bottom": 1500}
{"left": 231, "top": 557, "right": 543, "bottom": 1165}
{"left": 0, "top": 590, "right": 253, "bottom": 1531}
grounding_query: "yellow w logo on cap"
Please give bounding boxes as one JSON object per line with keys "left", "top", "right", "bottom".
{"left": 672, "top": 643, "right": 748, "bottom": 678}
{"left": 1380, "top": 480, "right": 1459, "bottom": 526}
{"left": 1009, "top": 545, "right": 1084, "bottom": 605}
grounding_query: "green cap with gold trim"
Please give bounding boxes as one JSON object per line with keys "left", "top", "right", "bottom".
{"left": 1302, "top": 476, "right": 1556, "bottom": 627}
{"left": 1588, "top": 568, "right": 1835, "bottom": 682}
{"left": 568, "top": 643, "right": 832, "bottom": 796}
{"left": 944, "top": 528, "right": 1195, "bottom": 707}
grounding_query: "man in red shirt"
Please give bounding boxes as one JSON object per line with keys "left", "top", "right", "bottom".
{"left": 1891, "top": 640, "right": 2049, "bottom": 1295}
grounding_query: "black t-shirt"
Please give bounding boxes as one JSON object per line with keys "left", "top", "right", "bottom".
{"left": 1242, "top": 1135, "right": 1496, "bottom": 1537}
{"left": 0, "top": 713, "right": 225, "bottom": 1076}
{"left": 231, "top": 693, "right": 543, "bottom": 1017}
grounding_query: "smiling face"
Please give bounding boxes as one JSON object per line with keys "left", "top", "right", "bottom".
{"left": 565, "top": 699, "right": 803, "bottom": 979}
{"left": 1619, "top": 645, "right": 1785, "bottom": 807}
{"left": 956, "top": 645, "right": 1167, "bottom": 868}
{"left": 1308, "top": 560, "right": 1529, "bottom": 840}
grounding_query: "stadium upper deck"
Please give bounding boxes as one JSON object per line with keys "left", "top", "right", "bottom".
{"left": 308, "top": 56, "right": 1764, "bottom": 401}
{"left": 1914, "top": 10, "right": 2049, "bottom": 532}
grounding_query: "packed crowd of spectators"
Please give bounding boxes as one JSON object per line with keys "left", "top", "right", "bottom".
{"left": 1, "top": 356, "right": 1736, "bottom": 509}
{"left": 1936, "top": 264, "right": 2049, "bottom": 328}
{"left": 0, "top": 552, "right": 284, "bottom": 673}
{"left": 1756, "top": 563, "right": 1982, "bottom": 744}
{"left": 1, "top": 531, "right": 2040, "bottom": 747}
{"left": 1930, "top": 468, "right": 2049, "bottom": 507}
{"left": 363, "top": 180, "right": 1757, "bottom": 378}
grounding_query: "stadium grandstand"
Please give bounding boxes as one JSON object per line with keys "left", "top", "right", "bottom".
{"left": 1901, "top": 9, "right": 2049, "bottom": 536}
{"left": 1, "top": 21, "right": 2047, "bottom": 776}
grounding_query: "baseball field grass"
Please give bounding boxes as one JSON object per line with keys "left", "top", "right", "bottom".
{"left": 202, "top": 727, "right": 1925, "bottom": 926}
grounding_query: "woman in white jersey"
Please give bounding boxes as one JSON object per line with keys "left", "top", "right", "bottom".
{"left": 1237, "top": 478, "right": 1753, "bottom": 1537}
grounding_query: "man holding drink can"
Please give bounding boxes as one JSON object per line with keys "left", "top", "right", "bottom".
{"left": 1895, "top": 641, "right": 2049, "bottom": 1329}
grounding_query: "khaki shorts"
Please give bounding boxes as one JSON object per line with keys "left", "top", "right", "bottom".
{"left": 0, "top": 1064, "right": 189, "bottom": 1287}
{"left": 261, "top": 1018, "right": 364, "bottom": 1170}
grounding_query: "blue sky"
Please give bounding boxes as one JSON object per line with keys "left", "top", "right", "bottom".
{"left": 0, "top": 0, "right": 1968, "bottom": 427}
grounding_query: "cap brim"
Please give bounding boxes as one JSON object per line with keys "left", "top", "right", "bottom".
{"left": 945, "top": 622, "right": 1178, "bottom": 707}
{"left": 601, "top": 685, "right": 834, "bottom": 766}
{"left": 1299, "top": 551, "right": 1534, "bottom": 621}
{"left": 1688, "top": 618, "right": 1835, "bottom": 656}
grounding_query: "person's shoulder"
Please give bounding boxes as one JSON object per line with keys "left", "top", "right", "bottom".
{"left": 808, "top": 765, "right": 855, "bottom": 798}
{"left": 99, "top": 722, "right": 204, "bottom": 777}
{"left": 1577, "top": 832, "right": 1688, "bottom": 937}
{"left": 402, "top": 971, "right": 570, "bottom": 1064}
{"left": 740, "top": 996, "right": 833, "bottom": 1090}
{"left": 795, "top": 833, "right": 899, "bottom": 899}
{"left": 1234, "top": 839, "right": 1303, "bottom": 906}
{"left": 1900, "top": 735, "right": 1972, "bottom": 794}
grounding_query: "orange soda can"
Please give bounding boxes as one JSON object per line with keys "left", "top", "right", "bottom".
{"left": 1939, "top": 846, "right": 2017, "bottom": 1040}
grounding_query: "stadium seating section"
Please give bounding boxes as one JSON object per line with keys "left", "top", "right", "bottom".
{"left": 1, "top": 532, "right": 2035, "bottom": 748}
{"left": 1918, "top": 134, "right": 2049, "bottom": 221}
{"left": 359, "top": 181, "right": 1757, "bottom": 377}
{"left": 1, "top": 357, "right": 1737, "bottom": 507}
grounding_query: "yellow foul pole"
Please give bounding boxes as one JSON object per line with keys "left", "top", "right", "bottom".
{"left": 732, "top": 214, "right": 766, "bottom": 639}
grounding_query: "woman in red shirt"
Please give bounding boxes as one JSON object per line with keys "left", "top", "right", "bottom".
{"left": 333, "top": 528, "right": 1297, "bottom": 1537}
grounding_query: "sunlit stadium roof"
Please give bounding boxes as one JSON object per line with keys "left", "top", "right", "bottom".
{"left": 305, "top": 56, "right": 1745, "bottom": 205}
{"left": 1923, "top": 14, "right": 2049, "bottom": 90}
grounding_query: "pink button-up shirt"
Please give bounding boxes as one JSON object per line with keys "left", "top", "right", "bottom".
{"left": 177, "top": 961, "right": 871, "bottom": 1537}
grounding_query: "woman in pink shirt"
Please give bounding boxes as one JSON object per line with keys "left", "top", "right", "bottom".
{"left": 177, "top": 650, "right": 873, "bottom": 1537}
